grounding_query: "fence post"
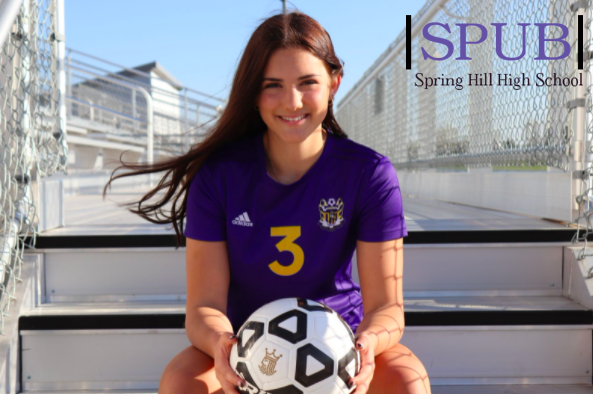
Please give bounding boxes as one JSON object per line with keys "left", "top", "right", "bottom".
{"left": 56, "top": 0, "right": 68, "bottom": 167}
{"left": 183, "top": 89, "right": 189, "bottom": 152}
{"left": 570, "top": 4, "right": 589, "bottom": 223}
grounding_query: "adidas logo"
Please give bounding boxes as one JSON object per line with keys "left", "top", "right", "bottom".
{"left": 232, "top": 212, "right": 253, "bottom": 227}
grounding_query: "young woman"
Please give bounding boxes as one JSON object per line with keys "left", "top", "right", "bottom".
{"left": 104, "top": 11, "right": 431, "bottom": 394}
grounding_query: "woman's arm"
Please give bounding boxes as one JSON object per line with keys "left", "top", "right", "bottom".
{"left": 185, "top": 237, "right": 234, "bottom": 358}
{"left": 354, "top": 237, "right": 405, "bottom": 357}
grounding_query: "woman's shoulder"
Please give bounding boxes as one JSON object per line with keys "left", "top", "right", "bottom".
{"left": 204, "top": 132, "right": 260, "bottom": 168}
{"left": 330, "top": 133, "right": 391, "bottom": 169}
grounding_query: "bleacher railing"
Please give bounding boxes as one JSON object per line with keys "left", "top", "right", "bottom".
{"left": 0, "top": 0, "right": 67, "bottom": 335}
{"left": 65, "top": 48, "right": 224, "bottom": 156}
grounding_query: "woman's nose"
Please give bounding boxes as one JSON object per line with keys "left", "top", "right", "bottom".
{"left": 282, "top": 86, "right": 303, "bottom": 111}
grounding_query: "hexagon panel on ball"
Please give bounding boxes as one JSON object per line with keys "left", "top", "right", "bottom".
{"left": 263, "top": 378, "right": 305, "bottom": 394}
{"left": 252, "top": 343, "right": 291, "bottom": 385}
{"left": 290, "top": 339, "right": 336, "bottom": 391}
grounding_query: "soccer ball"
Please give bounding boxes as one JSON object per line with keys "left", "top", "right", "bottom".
{"left": 230, "top": 297, "right": 361, "bottom": 394}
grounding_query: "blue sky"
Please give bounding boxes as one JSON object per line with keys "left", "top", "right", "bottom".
{"left": 65, "top": 1, "right": 424, "bottom": 105}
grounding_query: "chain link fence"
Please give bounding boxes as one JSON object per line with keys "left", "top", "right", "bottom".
{"left": 336, "top": 0, "right": 593, "bottom": 267}
{"left": 336, "top": 0, "right": 579, "bottom": 172}
{"left": 0, "top": 0, "right": 66, "bottom": 335}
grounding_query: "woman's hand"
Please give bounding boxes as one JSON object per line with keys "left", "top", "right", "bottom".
{"left": 349, "top": 333, "right": 376, "bottom": 394}
{"left": 213, "top": 332, "right": 246, "bottom": 394}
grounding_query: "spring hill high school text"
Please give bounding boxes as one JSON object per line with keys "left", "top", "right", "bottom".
{"left": 414, "top": 72, "right": 584, "bottom": 91}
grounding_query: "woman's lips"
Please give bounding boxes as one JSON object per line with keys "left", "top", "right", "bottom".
{"left": 277, "top": 114, "right": 309, "bottom": 124}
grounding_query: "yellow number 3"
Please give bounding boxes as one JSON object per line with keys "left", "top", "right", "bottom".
{"left": 269, "top": 226, "right": 304, "bottom": 276}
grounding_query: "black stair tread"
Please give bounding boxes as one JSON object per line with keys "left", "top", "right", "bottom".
{"left": 30, "top": 228, "right": 587, "bottom": 248}
{"left": 19, "top": 296, "right": 593, "bottom": 330}
{"left": 21, "top": 295, "right": 588, "bottom": 317}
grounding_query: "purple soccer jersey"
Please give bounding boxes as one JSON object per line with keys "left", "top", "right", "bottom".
{"left": 184, "top": 130, "right": 408, "bottom": 334}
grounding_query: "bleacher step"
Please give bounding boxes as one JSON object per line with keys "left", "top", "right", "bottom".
{"left": 29, "top": 242, "right": 570, "bottom": 303}
{"left": 28, "top": 392, "right": 158, "bottom": 394}
{"left": 21, "top": 386, "right": 593, "bottom": 394}
{"left": 18, "top": 297, "right": 592, "bottom": 390}
{"left": 17, "top": 325, "right": 593, "bottom": 390}
{"left": 432, "top": 385, "right": 593, "bottom": 393}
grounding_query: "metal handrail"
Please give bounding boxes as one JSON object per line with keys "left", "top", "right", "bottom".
{"left": 67, "top": 68, "right": 215, "bottom": 140}
{"left": 68, "top": 58, "right": 220, "bottom": 112}
{"left": 66, "top": 47, "right": 226, "bottom": 105}
{"left": 0, "top": 0, "right": 23, "bottom": 50}
{"left": 67, "top": 96, "right": 146, "bottom": 124}
{"left": 68, "top": 64, "right": 154, "bottom": 185}
{"left": 65, "top": 48, "right": 223, "bottom": 154}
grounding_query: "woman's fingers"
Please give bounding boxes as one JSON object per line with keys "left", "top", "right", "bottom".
{"left": 350, "top": 352, "right": 375, "bottom": 392}
{"left": 221, "top": 381, "right": 241, "bottom": 394}
{"left": 355, "top": 333, "right": 367, "bottom": 351}
{"left": 222, "top": 366, "right": 245, "bottom": 391}
{"left": 224, "top": 334, "right": 240, "bottom": 356}
{"left": 349, "top": 334, "right": 375, "bottom": 393}
{"left": 351, "top": 356, "right": 375, "bottom": 393}
{"left": 216, "top": 333, "right": 246, "bottom": 391}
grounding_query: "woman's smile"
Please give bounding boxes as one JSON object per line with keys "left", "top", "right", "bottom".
{"left": 277, "top": 114, "right": 309, "bottom": 125}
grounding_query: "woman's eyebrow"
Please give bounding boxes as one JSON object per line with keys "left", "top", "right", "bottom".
{"left": 262, "top": 74, "right": 321, "bottom": 82}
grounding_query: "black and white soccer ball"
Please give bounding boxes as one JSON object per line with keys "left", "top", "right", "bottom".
{"left": 230, "top": 297, "right": 361, "bottom": 394}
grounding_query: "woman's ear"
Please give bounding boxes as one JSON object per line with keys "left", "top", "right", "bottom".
{"left": 254, "top": 94, "right": 261, "bottom": 111}
{"left": 330, "top": 74, "right": 342, "bottom": 98}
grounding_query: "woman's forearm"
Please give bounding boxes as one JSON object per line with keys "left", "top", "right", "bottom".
{"left": 185, "top": 306, "right": 235, "bottom": 358}
{"left": 354, "top": 305, "right": 405, "bottom": 357}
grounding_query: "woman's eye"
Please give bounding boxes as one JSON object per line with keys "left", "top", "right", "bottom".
{"left": 263, "top": 80, "right": 316, "bottom": 89}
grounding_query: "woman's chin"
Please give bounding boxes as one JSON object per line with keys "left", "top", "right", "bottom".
{"left": 268, "top": 125, "right": 323, "bottom": 144}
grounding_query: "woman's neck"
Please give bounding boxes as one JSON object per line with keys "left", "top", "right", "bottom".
{"left": 264, "top": 127, "right": 327, "bottom": 185}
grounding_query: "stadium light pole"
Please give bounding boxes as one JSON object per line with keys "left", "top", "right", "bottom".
{"left": 281, "top": 0, "right": 286, "bottom": 13}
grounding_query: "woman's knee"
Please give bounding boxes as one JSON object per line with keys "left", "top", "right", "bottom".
{"left": 371, "top": 343, "right": 431, "bottom": 394}
{"left": 159, "top": 345, "right": 221, "bottom": 394}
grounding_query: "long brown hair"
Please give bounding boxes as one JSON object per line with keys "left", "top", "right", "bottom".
{"left": 102, "top": 11, "right": 347, "bottom": 249}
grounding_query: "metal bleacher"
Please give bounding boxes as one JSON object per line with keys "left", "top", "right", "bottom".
{"left": 0, "top": 0, "right": 592, "bottom": 393}
{"left": 18, "top": 181, "right": 593, "bottom": 393}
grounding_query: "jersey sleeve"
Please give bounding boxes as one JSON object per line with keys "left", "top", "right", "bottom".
{"left": 184, "top": 161, "right": 226, "bottom": 241}
{"left": 355, "top": 156, "right": 408, "bottom": 242}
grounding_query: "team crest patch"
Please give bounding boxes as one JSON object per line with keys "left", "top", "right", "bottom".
{"left": 318, "top": 198, "right": 345, "bottom": 231}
